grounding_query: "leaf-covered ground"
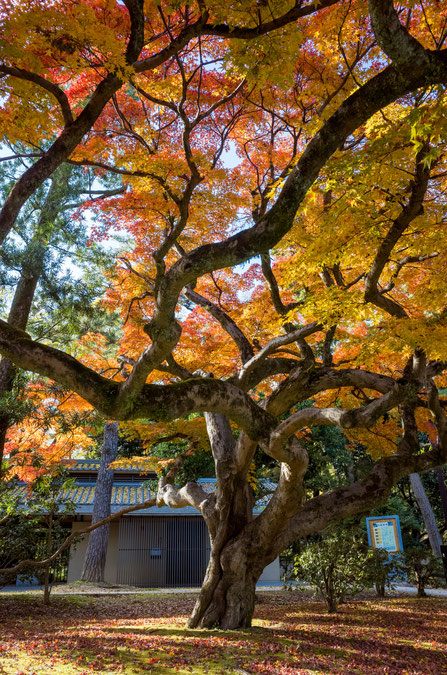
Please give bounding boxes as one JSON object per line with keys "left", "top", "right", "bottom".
{"left": 0, "top": 591, "right": 445, "bottom": 674}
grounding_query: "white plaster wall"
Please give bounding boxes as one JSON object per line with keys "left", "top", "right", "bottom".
{"left": 67, "top": 519, "right": 282, "bottom": 587}
{"left": 258, "top": 557, "right": 281, "bottom": 584}
{"left": 67, "top": 521, "right": 119, "bottom": 584}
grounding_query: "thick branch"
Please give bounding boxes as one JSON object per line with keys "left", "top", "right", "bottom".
{"left": 272, "top": 381, "right": 415, "bottom": 440}
{"left": 368, "top": 0, "right": 430, "bottom": 66}
{"left": 157, "top": 478, "right": 215, "bottom": 518}
{"left": 0, "top": 320, "right": 275, "bottom": 437}
{"left": 266, "top": 366, "right": 397, "bottom": 416}
{"left": 236, "top": 322, "right": 321, "bottom": 388}
{"left": 203, "top": 0, "right": 341, "bottom": 40}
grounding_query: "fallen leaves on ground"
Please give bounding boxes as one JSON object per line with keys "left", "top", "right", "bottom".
{"left": 0, "top": 591, "right": 445, "bottom": 674}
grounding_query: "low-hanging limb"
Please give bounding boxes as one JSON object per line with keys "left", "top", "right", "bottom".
{"left": 0, "top": 314, "right": 427, "bottom": 440}
{"left": 250, "top": 369, "right": 432, "bottom": 550}
{"left": 0, "top": 320, "right": 275, "bottom": 437}
{"left": 274, "top": 430, "right": 447, "bottom": 555}
{"left": 156, "top": 437, "right": 217, "bottom": 533}
{"left": 243, "top": 404, "right": 445, "bottom": 567}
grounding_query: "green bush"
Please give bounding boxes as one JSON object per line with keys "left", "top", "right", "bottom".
{"left": 402, "top": 547, "right": 443, "bottom": 597}
{"left": 365, "top": 547, "right": 404, "bottom": 597}
{"left": 293, "top": 528, "right": 370, "bottom": 612}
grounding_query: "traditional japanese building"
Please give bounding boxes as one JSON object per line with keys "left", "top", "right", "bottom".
{"left": 65, "top": 460, "right": 281, "bottom": 588}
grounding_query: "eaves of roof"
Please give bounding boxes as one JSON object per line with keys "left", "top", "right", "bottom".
{"left": 12, "top": 478, "right": 276, "bottom": 517}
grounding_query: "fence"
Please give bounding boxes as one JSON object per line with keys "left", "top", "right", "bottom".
{"left": 117, "top": 516, "right": 210, "bottom": 587}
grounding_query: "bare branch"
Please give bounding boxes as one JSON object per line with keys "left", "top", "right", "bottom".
{"left": 364, "top": 144, "right": 431, "bottom": 317}
{"left": 260, "top": 252, "right": 300, "bottom": 315}
{"left": 203, "top": 0, "right": 341, "bottom": 40}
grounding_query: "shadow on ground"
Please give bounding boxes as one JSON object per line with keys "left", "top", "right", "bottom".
{"left": 0, "top": 592, "right": 446, "bottom": 674}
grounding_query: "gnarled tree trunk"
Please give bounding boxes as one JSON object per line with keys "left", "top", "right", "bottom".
{"left": 81, "top": 422, "right": 118, "bottom": 582}
{"left": 157, "top": 411, "right": 305, "bottom": 629}
{"left": 189, "top": 535, "right": 261, "bottom": 629}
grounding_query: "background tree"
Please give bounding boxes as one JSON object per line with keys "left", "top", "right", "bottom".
{"left": 0, "top": 149, "right": 123, "bottom": 480}
{"left": 409, "top": 472, "right": 443, "bottom": 557}
{"left": 402, "top": 547, "right": 444, "bottom": 598}
{"left": 81, "top": 421, "right": 119, "bottom": 583}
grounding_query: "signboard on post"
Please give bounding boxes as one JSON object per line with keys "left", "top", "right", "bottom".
{"left": 366, "top": 515, "right": 403, "bottom": 553}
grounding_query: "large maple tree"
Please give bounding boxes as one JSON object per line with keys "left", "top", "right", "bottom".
{"left": 2, "top": 0, "right": 447, "bottom": 629}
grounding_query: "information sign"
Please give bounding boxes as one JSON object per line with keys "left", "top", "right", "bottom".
{"left": 366, "top": 515, "right": 403, "bottom": 553}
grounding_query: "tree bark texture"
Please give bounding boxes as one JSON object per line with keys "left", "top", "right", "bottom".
{"left": 43, "top": 513, "right": 53, "bottom": 605}
{"left": 435, "top": 467, "right": 447, "bottom": 531}
{"left": 409, "top": 473, "right": 442, "bottom": 558}
{"left": 81, "top": 422, "right": 119, "bottom": 582}
{"left": 188, "top": 538, "right": 259, "bottom": 629}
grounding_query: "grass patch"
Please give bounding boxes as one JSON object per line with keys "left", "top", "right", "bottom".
{"left": 0, "top": 592, "right": 445, "bottom": 674}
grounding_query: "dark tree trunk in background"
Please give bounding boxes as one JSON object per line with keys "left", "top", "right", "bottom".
{"left": 410, "top": 473, "right": 442, "bottom": 557}
{"left": 81, "top": 422, "right": 118, "bottom": 582}
{"left": 43, "top": 512, "right": 53, "bottom": 605}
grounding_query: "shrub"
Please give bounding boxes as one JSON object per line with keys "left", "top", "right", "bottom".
{"left": 293, "top": 528, "right": 370, "bottom": 612}
{"left": 365, "top": 547, "right": 404, "bottom": 597}
{"left": 402, "top": 547, "right": 443, "bottom": 597}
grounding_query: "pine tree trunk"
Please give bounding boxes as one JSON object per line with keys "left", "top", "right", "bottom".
{"left": 81, "top": 422, "right": 118, "bottom": 582}
{"left": 409, "top": 473, "right": 442, "bottom": 557}
{"left": 375, "top": 581, "right": 385, "bottom": 598}
{"left": 43, "top": 513, "right": 53, "bottom": 605}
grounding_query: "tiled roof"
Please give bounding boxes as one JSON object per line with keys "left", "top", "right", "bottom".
{"left": 13, "top": 477, "right": 276, "bottom": 517}
{"left": 67, "top": 459, "right": 154, "bottom": 474}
